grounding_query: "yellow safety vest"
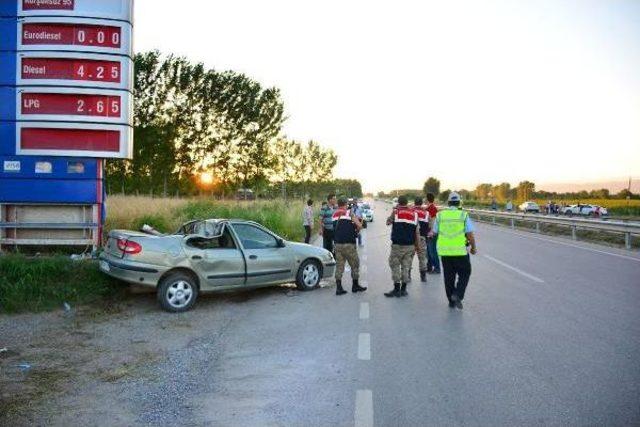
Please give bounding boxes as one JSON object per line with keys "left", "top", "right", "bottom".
{"left": 436, "top": 209, "right": 468, "bottom": 256}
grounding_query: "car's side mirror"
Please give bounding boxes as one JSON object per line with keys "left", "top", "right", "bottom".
{"left": 277, "top": 238, "right": 286, "bottom": 248}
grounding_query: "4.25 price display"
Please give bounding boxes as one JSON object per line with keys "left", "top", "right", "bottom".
{"left": 22, "top": 57, "right": 121, "bottom": 83}
{"left": 22, "top": 93, "right": 122, "bottom": 118}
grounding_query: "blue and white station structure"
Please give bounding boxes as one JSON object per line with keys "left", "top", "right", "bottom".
{"left": 0, "top": 0, "right": 133, "bottom": 250}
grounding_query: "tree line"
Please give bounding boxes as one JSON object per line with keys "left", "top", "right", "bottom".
{"left": 377, "top": 177, "right": 637, "bottom": 203}
{"left": 105, "top": 51, "right": 358, "bottom": 198}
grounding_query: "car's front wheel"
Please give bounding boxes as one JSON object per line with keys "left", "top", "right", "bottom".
{"left": 157, "top": 271, "right": 199, "bottom": 312}
{"left": 296, "top": 259, "right": 322, "bottom": 291}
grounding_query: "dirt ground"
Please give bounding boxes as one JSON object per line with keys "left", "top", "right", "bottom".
{"left": 0, "top": 284, "right": 299, "bottom": 427}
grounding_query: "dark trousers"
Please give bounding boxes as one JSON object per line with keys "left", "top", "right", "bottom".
{"left": 427, "top": 235, "right": 440, "bottom": 272}
{"left": 304, "top": 225, "right": 311, "bottom": 244}
{"left": 441, "top": 255, "right": 471, "bottom": 302}
{"left": 322, "top": 228, "right": 334, "bottom": 253}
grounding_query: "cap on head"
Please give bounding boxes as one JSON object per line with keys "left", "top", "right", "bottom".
{"left": 448, "top": 191, "right": 462, "bottom": 203}
{"left": 337, "top": 197, "right": 348, "bottom": 207}
{"left": 398, "top": 195, "right": 409, "bottom": 206}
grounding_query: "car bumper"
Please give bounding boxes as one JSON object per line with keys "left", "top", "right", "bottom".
{"left": 364, "top": 215, "right": 373, "bottom": 221}
{"left": 322, "top": 261, "right": 336, "bottom": 278}
{"left": 98, "top": 253, "right": 165, "bottom": 287}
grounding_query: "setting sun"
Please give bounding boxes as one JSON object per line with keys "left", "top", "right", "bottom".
{"left": 200, "top": 172, "right": 213, "bottom": 185}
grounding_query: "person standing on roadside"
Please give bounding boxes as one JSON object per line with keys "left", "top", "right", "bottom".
{"left": 413, "top": 197, "right": 429, "bottom": 283}
{"left": 425, "top": 193, "right": 441, "bottom": 274}
{"left": 319, "top": 194, "right": 337, "bottom": 253}
{"left": 385, "top": 195, "right": 420, "bottom": 298}
{"left": 303, "top": 199, "right": 314, "bottom": 244}
{"left": 430, "top": 192, "right": 477, "bottom": 309}
{"left": 333, "top": 198, "right": 367, "bottom": 295}
{"left": 351, "top": 200, "right": 365, "bottom": 247}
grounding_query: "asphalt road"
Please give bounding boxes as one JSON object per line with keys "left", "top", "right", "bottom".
{"left": 5, "top": 200, "right": 640, "bottom": 427}
{"left": 182, "top": 200, "right": 640, "bottom": 426}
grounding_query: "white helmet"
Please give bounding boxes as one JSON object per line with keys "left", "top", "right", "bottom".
{"left": 448, "top": 191, "right": 462, "bottom": 203}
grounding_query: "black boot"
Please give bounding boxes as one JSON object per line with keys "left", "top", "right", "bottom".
{"left": 336, "top": 280, "right": 347, "bottom": 295}
{"left": 384, "top": 283, "right": 401, "bottom": 298}
{"left": 420, "top": 270, "right": 427, "bottom": 283}
{"left": 400, "top": 282, "right": 408, "bottom": 296}
{"left": 352, "top": 279, "right": 367, "bottom": 293}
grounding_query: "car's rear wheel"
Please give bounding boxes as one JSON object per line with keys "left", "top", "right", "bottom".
{"left": 157, "top": 271, "right": 199, "bottom": 312}
{"left": 296, "top": 259, "right": 322, "bottom": 291}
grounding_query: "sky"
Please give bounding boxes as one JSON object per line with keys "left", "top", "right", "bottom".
{"left": 134, "top": 0, "right": 640, "bottom": 193}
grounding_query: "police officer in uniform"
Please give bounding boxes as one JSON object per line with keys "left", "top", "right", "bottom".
{"left": 413, "top": 197, "right": 429, "bottom": 283}
{"left": 333, "top": 198, "right": 367, "bottom": 295}
{"left": 385, "top": 195, "right": 420, "bottom": 297}
{"left": 430, "top": 192, "right": 477, "bottom": 309}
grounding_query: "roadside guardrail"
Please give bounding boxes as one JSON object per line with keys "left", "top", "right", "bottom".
{"left": 467, "top": 208, "right": 640, "bottom": 250}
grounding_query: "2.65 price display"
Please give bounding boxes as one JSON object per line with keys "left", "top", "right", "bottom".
{"left": 22, "top": 93, "right": 122, "bottom": 118}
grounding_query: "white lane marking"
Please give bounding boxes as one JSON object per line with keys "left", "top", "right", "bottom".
{"left": 358, "top": 333, "right": 371, "bottom": 360}
{"left": 484, "top": 254, "right": 545, "bottom": 283}
{"left": 359, "top": 302, "right": 370, "bottom": 320}
{"left": 479, "top": 223, "right": 640, "bottom": 263}
{"left": 355, "top": 389, "right": 373, "bottom": 427}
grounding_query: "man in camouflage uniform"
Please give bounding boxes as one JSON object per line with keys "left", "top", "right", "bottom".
{"left": 385, "top": 195, "right": 420, "bottom": 297}
{"left": 413, "top": 197, "right": 429, "bottom": 283}
{"left": 333, "top": 198, "right": 367, "bottom": 295}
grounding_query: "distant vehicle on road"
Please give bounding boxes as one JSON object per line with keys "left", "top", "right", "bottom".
{"left": 99, "top": 219, "right": 336, "bottom": 312}
{"left": 392, "top": 197, "right": 398, "bottom": 208}
{"left": 518, "top": 201, "right": 540, "bottom": 213}
{"left": 235, "top": 188, "right": 255, "bottom": 200}
{"left": 562, "top": 204, "right": 608, "bottom": 217}
{"left": 361, "top": 203, "right": 374, "bottom": 222}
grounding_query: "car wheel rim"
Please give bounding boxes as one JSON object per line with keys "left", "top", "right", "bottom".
{"left": 302, "top": 264, "right": 319, "bottom": 287}
{"left": 166, "top": 280, "right": 193, "bottom": 308}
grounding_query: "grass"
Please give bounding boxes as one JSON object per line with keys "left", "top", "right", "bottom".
{"left": 0, "top": 255, "right": 123, "bottom": 313}
{"left": 105, "top": 195, "right": 307, "bottom": 241}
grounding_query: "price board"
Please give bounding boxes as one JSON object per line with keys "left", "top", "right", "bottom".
{"left": 15, "top": 17, "right": 132, "bottom": 56}
{"left": 16, "top": 122, "right": 133, "bottom": 158}
{"left": 1, "top": 1, "right": 133, "bottom": 22}
{"left": 9, "top": 51, "right": 133, "bottom": 89}
{"left": 16, "top": 87, "right": 133, "bottom": 124}
{"left": 0, "top": 0, "right": 133, "bottom": 159}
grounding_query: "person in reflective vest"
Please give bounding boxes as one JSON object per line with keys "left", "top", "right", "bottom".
{"left": 430, "top": 191, "right": 477, "bottom": 309}
{"left": 413, "top": 197, "right": 429, "bottom": 283}
{"left": 385, "top": 195, "right": 420, "bottom": 297}
{"left": 333, "top": 198, "right": 367, "bottom": 295}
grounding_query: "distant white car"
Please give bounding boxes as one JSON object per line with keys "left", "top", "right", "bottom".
{"left": 361, "top": 203, "right": 374, "bottom": 222}
{"left": 518, "top": 201, "right": 540, "bottom": 213}
{"left": 392, "top": 197, "right": 398, "bottom": 208}
{"left": 562, "top": 204, "right": 608, "bottom": 217}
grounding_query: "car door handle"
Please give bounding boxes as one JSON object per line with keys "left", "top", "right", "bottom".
{"left": 192, "top": 255, "right": 203, "bottom": 260}
{"left": 249, "top": 255, "right": 258, "bottom": 260}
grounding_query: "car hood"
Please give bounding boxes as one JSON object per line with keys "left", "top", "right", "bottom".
{"left": 286, "top": 241, "right": 333, "bottom": 261}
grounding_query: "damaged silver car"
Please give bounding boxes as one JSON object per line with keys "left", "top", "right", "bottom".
{"left": 99, "top": 219, "right": 336, "bottom": 312}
